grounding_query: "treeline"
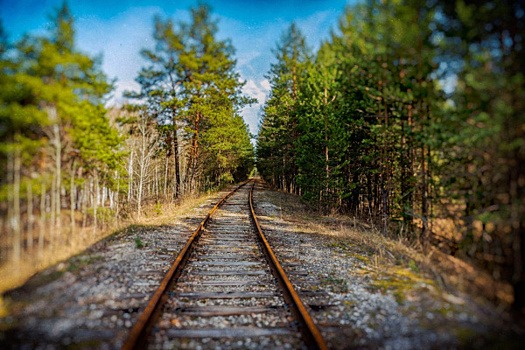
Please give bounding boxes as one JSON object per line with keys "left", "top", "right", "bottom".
{"left": 256, "top": 0, "right": 524, "bottom": 311}
{"left": 122, "top": 5, "right": 254, "bottom": 210}
{"left": 0, "top": 4, "right": 253, "bottom": 265}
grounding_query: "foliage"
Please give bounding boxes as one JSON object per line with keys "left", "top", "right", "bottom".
{"left": 127, "top": 3, "right": 255, "bottom": 195}
{"left": 256, "top": 23, "right": 311, "bottom": 193}
{"left": 256, "top": 0, "right": 525, "bottom": 311}
{"left": 0, "top": 2, "right": 125, "bottom": 264}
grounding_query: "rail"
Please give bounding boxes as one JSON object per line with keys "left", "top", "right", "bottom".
{"left": 121, "top": 180, "right": 249, "bottom": 350}
{"left": 248, "top": 180, "right": 328, "bottom": 350}
{"left": 121, "top": 179, "right": 327, "bottom": 349}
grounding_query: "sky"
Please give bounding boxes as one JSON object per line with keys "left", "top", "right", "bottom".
{"left": 0, "top": 0, "right": 355, "bottom": 137}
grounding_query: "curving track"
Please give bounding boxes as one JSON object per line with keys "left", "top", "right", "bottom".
{"left": 122, "top": 180, "right": 327, "bottom": 350}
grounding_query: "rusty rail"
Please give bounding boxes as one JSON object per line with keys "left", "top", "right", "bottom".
{"left": 248, "top": 180, "right": 328, "bottom": 350}
{"left": 121, "top": 180, "right": 249, "bottom": 350}
{"left": 122, "top": 179, "right": 327, "bottom": 349}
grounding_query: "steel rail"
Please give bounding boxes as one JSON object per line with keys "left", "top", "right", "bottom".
{"left": 121, "top": 180, "right": 250, "bottom": 350}
{"left": 248, "top": 180, "right": 328, "bottom": 350}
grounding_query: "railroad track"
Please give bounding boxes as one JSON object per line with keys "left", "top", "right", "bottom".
{"left": 122, "top": 179, "right": 327, "bottom": 349}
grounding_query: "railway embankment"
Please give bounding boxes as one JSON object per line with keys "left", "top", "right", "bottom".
{"left": 0, "top": 182, "right": 522, "bottom": 349}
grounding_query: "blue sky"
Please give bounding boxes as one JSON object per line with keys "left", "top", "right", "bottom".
{"left": 1, "top": 0, "right": 354, "bottom": 135}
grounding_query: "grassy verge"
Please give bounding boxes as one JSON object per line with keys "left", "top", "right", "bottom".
{"left": 257, "top": 188, "right": 513, "bottom": 311}
{"left": 0, "top": 192, "right": 218, "bottom": 297}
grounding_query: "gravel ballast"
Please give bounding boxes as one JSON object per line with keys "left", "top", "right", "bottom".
{"left": 0, "top": 181, "right": 521, "bottom": 349}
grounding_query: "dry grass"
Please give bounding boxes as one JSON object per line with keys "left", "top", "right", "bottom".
{"left": 133, "top": 192, "right": 217, "bottom": 226}
{"left": 0, "top": 192, "right": 217, "bottom": 299}
{"left": 259, "top": 188, "right": 513, "bottom": 309}
{"left": 0, "top": 226, "right": 117, "bottom": 295}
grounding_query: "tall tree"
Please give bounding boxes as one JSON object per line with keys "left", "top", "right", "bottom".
{"left": 0, "top": 20, "right": 48, "bottom": 262}
{"left": 128, "top": 3, "right": 254, "bottom": 196}
{"left": 1, "top": 2, "right": 124, "bottom": 260}
{"left": 257, "top": 0, "right": 524, "bottom": 313}
{"left": 257, "top": 23, "right": 311, "bottom": 193}
{"left": 127, "top": 15, "right": 185, "bottom": 198}
{"left": 178, "top": 4, "right": 254, "bottom": 192}
{"left": 435, "top": 0, "right": 525, "bottom": 312}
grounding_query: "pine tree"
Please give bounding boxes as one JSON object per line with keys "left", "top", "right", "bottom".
{"left": 435, "top": 0, "right": 525, "bottom": 312}
{"left": 257, "top": 23, "right": 311, "bottom": 193}
{"left": 0, "top": 21, "right": 48, "bottom": 261}
{"left": 178, "top": 4, "right": 253, "bottom": 192}
{"left": 256, "top": 0, "right": 525, "bottom": 313}
{"left": 295, "top": 42, "right": 344, "bottom": 211}
{"left": 126, "top": 15, "right": 185, "bottom": 199}
{"left": 129, "top": 3, "right": 254, "bottom": 195}
{"left": 1, "top": 2, "right": 124, "bottom": 260}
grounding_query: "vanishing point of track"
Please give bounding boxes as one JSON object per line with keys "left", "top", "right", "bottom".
{"left": 121, "top": 179, "right": 327, "bottom": 350}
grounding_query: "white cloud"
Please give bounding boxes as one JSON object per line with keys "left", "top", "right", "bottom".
{"left": 232, "top": 10, "right": 340, "bottom": 135}
{"left": 296, "top": 9, "right": 339, "bottom": 51}
{"left": 243, "top": 79, "right": 269, "bottom": 104}
{"left": 242, "top": 105, "right": 261, "bottom": 138}
{"left": 241, "top": 79, "right": 271, "bottom": 136}
{"left": 218, "top": 14, "right": 287, "bottom": 78}
{"left": 260, "top": 79, "right": 270, "bottom": 91}
{"left": 237, "top": 50, "right": 261, "bottom": 68}
{"left": 108, "top": 79, "right": 141, "bottom": 106}
{"left": 72, "top": 5, "right": 340, "bottom": 134}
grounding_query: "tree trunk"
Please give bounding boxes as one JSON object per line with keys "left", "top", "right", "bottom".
{"left": 137, "top": 123, "right": 147, "bottom": 216}
{"left": 52, "top": 122, "right": 62, "bottom": 237}
{"left": 50, "top": 173, "right": 56, "bottom": 244}
{"left": 324, "top": 87, "right": 330, "bottom": 202}
{"left": 187, "top": 112, "right": 201, "bottom": 193}
{"left": 162, "top": 155, "right": 169, "bottom": 200}
{"left": 174, "top": 130, "right": 181, "bottom": 197}
{"left": 109, "top": 188, "right": 114, "bottom": 210}
{"left": 115, "top": 171, "right": 120, "bottom": 218}
{"left": 101, "top": 182, "right": 106, "bottom": 227}
{"left": 93, "top": 173, "right": 98, "bottom": 233}
{"left": 164, "top": 154, "right": 169, "bottom": 199}
{"left": 6, "top": 150, "right": 13, "bottom": 259}
{"left": 172, "top": 111, "right": 181, "bottom": 199}
{"left": 421, "top": 128, "right": 428, "bottom": 244}
{"left": 138, "top": 162, "right": 144, "bottom": 216}
{"left": 27, "top": 179, "right": 34, "bottom": 251}
{"left": 39, "top": 182, "right": 46, "bottom": 256}
{"left": 70, "top": 160, "right": 76, "bottom": 238}
{"left": 12, "top": 144, "right": 21, "bottom": 263}
{"left": 128, "top": 147, "right": 134, "bottom": 203}
{"left": 514, "top": 221, "right": 525, "bottom": 313}
{"left": 511, "top": 154, "right": 525, "bottom": 313}
{"left": 82, "top": 180, "right": 88, "bottom": 228}
{"left": 401, "top": 105, "right": 414, "bottom": 230}
{"left": 154, "top": 160, "right": 159, "bottom": 200}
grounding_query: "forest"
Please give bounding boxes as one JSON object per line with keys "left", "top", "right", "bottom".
{"left": 1, "top": 0, "right": 524, "bottom": 315}
{"left": 0, "top": 4, "right": 254, "bottom": 280}
{"left": 257, "top": 0, "right": 524, "bottom": 312}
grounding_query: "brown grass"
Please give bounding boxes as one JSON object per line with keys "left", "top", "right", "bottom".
{"left": 133, "top": 192, "right": 217, "bottom": 226}
{"left": 259, "top": 188, "right": 513, "bottom": 309}
{"left": 0, "top": 192, "right": 216, "bottom": 298}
